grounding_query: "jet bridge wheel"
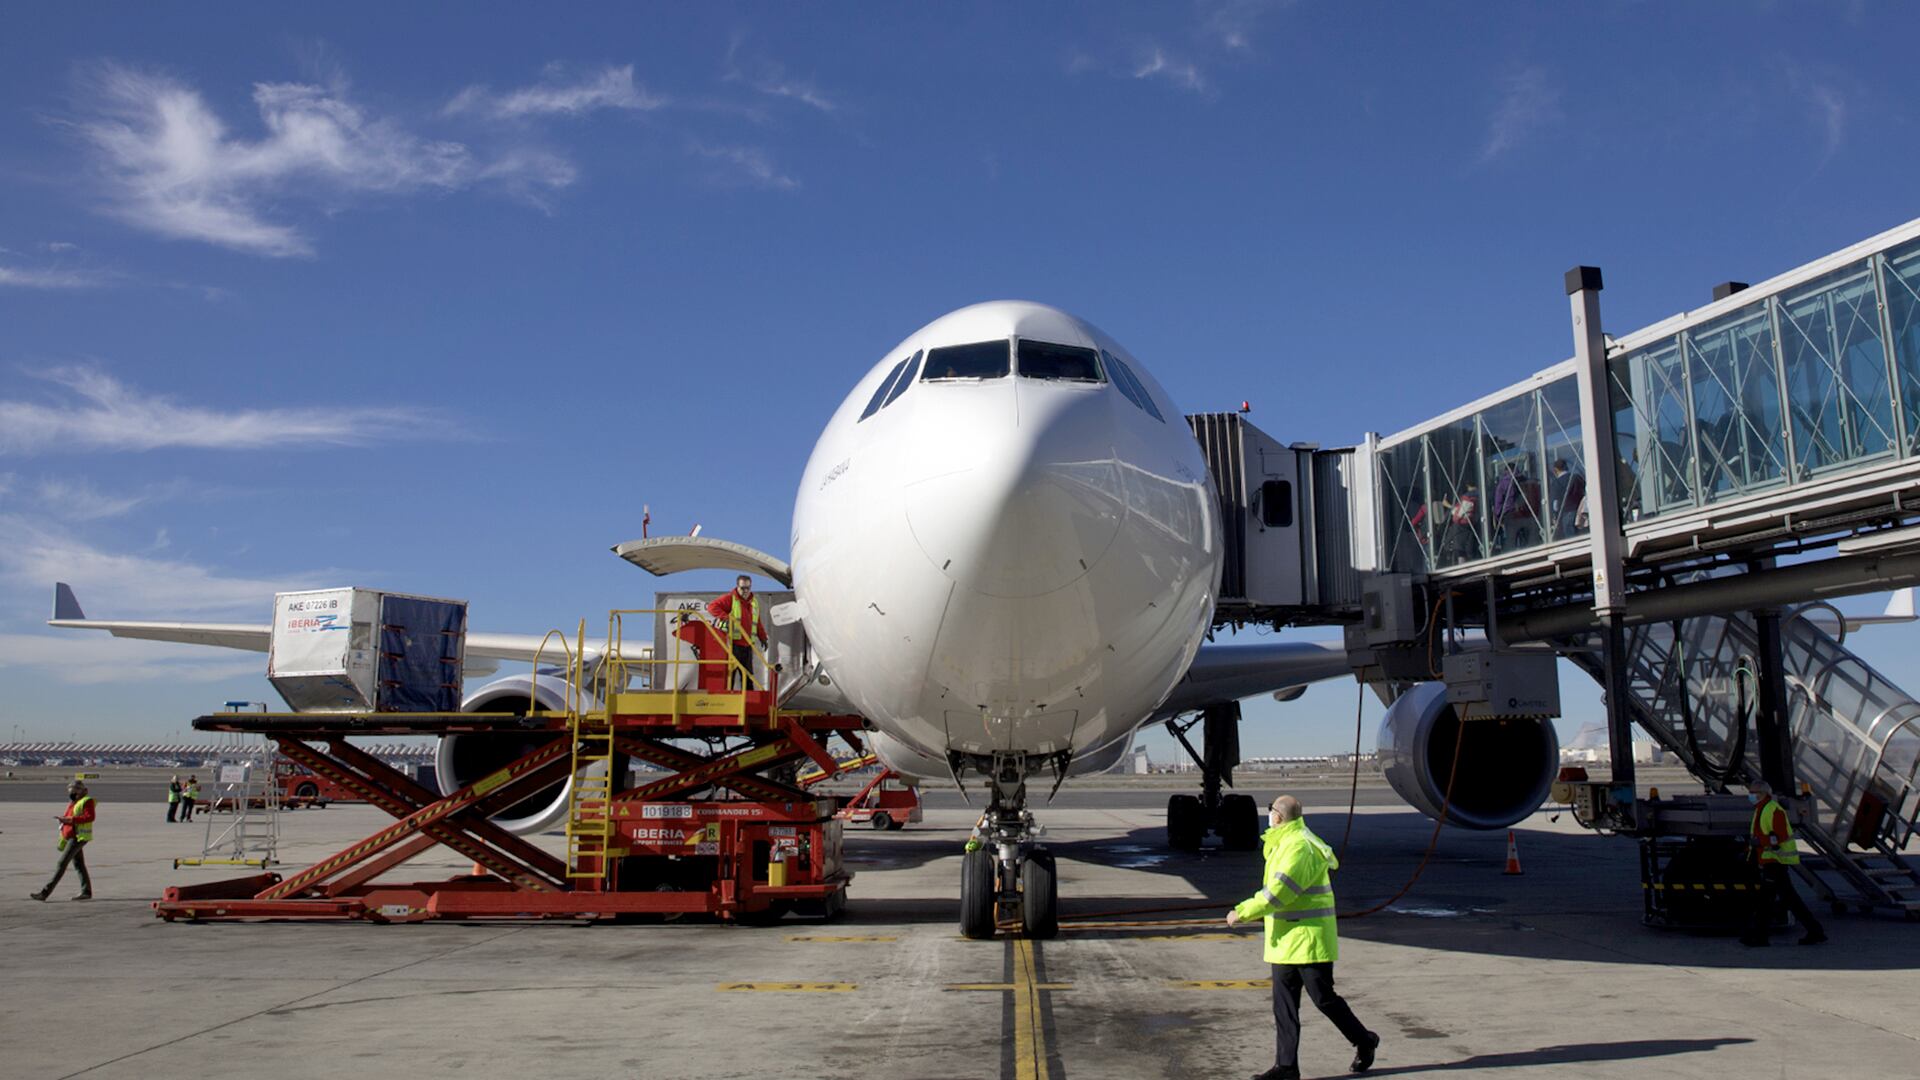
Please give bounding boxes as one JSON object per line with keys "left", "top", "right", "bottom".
{"left": 959, "top": 846, "right": 998, "bottom": 940}
{"left": 1021, "top": 849, "right": 1059, "bottom": 938}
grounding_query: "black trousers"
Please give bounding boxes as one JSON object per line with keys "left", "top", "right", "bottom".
{"left": 166, "top": 799, "right": 177, "bottom": 822}
{"left": 41, "top": 840, "right": 91, "bottom": 896}
{"left": 1273, "top": 962, "right": 1371, "bottom": 1069}
{"left": 180, "top": 798, "right": 196, "bottom": 821}
{"left": 731, "top": 643, "right": 757, "bottom": 689}
{"left": 1749, "top": 863, "right": 1824, "bottom": 939}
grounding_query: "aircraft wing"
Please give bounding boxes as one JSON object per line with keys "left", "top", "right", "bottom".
{"left": 1154, "top": 640, "right": 1352, "bottom": 718}
{"left": 46, "top": 582, "right": 589, "bottom": 675}
{"left": 1798, "top": 588, "right": 1916, "bottom": 634}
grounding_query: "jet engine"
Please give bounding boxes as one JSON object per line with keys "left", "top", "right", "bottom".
{"left": 433, "top": 673, "right": 575, "bottom": 835}
{"left": 1377, "top": 681, "right": 1558, "bottom": 830}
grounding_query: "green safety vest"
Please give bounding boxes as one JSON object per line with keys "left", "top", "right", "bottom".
{"left": 69, "top": 795, "right": 94, "bottom": 844}
{"left": 1751, "top": 798, "right": 1800, "bottom": 866}
{"left": 167, "top": 785, "right": 180, "bottom": 803}
{"left": 1232, "top": 819, "right": 1340, "bottom": 964}
{"left": 727, "top": 593, "right": 762, "bottom": 645}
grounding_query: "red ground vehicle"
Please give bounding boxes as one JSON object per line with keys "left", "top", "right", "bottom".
{"left": 276, "top": 761, "right": 355, "bottom": 805}
{"left": 799, "top": 755, "right": 922, "bottom": 830}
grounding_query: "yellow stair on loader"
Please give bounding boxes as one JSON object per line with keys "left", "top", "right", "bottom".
{"left": 564, "top": 706, "right": 616, "bottom": 878}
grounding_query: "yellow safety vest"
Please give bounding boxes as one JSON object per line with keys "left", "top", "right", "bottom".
{"left": 727, "top": 593, "right": 762, "bottom": 645}
{"left": 1751, "top": 798, "right": 1800, "bottom": 866}
{"left": 1232, "top": 819, "right": 1340, "bottom": 964}
{"left": 69, "top": 795, "right": 94, "bottom": 844}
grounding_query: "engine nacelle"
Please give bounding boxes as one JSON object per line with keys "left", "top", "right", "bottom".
{"left": 1378, "top": 681, "right": 1559, "bottom": 830}
{"left": 434, "top": 673, "right": 575, "bottom": 836}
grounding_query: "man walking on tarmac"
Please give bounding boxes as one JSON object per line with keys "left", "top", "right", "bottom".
{"left": 30, "top": 780, "right": 95, "bottom": 901}
{"left": 706, "top": 575, "right": 768, "bottom": 690}
{"left": 1741, "top": 779, "right": 1827, "bottom": 947}
{"left": 1228, "top": 795, "right": 1379, "bottom": 1080}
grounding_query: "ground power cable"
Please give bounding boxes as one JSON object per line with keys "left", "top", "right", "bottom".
{"left": 1058, "top": 706, "right": 1472, "bottom": 930}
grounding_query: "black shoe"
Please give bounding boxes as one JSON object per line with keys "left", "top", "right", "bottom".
{"left": 1352, "top": 1030, "right": 1381, "bottom": 1073}
{"left": 73, "top": 892, "right": 92, "bottom": 901}
{"left": 1251, "top": 1068, "right": 1300, "bottom": 1080}
{"left": 28, "top": 891, "right": 48, "bottom": 902}
{"left": 1738, "top": 934, "right": 1769, "bottom": 947}
{"left": 1798, "top": 931, "right": 1828, "bottom": 946}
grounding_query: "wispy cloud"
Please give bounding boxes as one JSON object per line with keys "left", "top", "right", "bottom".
{"left": 1199, "top": 0, "right": 1288, "bottom": 52}
{"left": 1779, "top": 63, "right": 1848, "bottom": 169}
{"left": 0, "top": 264, "right": 109, "bottom": 289}
{"left": 0, "top": 632, "right": 269, "bottom": 685}
{"left": 446, "top": 64, "right": 665, "bottom": 120}
{"left": 1479, "top": 66, "right": 1562, "bottom": 163}
{"left": 0, "top": 363, "right": 444, "bottom": 455}
{"left": 1133, "top": 49, "right": 1208, "bottom": 94}
{"left": 0, "top": 514, "right": 337, "bottom": 619}
{"left": 76, "top": 63, "right": 572, "bottom": 257}
{"left": 693, "top": 144, "right": 798, "bottom": 190}
{"left": 723, "top": 38, "right": 837, "bottom": 113}
{"left": 33, "top": 477, "right": 162, "bottom": 521}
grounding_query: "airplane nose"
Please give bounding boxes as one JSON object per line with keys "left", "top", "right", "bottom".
{"left": 904, "top": 396, "right": 1125, "bottom": 598}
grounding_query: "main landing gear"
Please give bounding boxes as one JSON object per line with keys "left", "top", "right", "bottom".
{"left": 1165, "top": 703, "right": 1261, "bottom": 852}
{"left": 955, "top": 752, "right": 1060, "bottom": 940}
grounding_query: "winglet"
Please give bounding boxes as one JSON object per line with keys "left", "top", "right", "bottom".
{"left": 52, "top": 582, "right": 85, "bottom": 622}
{"left": 1888, "top": 588, "right": 1915, "bottom": 620}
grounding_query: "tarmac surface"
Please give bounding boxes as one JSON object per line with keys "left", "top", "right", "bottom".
{"left": 4, "top": 783, "right": 1916, "bottom": 1080}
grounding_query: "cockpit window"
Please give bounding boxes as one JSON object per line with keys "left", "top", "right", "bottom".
{"left": 882, "top": 350, "right": 921, "bottom": 408}
{"left": 859, "top": 355, "right": 911, "bottom": 421}
{"left": 1103, "top": 351, "right": 1165, "bottom": 422}
{"left": 1017, "top": 340, "right": 1102, "bottom": 382}
{"left": 922, "top": 340, "right": 1010, "bottom": 380}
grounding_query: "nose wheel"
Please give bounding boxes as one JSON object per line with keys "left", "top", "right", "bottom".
{"left": 955, "top": 754, "right": 1060, "bottom": 939}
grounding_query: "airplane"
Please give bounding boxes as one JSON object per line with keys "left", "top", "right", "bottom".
{"left": 48, "top": 299, "right": 1915, "bottom": 937}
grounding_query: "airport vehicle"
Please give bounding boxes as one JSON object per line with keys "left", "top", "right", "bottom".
{"left": 798, "top": 755, "right": 923, "bottom": 830}
{"left": 276, "top": 761, "right": 349, "bottom": 806}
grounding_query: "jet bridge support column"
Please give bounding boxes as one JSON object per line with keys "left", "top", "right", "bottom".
{"left": 1567, "top": 265, "right": 1637, "bottom": 790}
{"left": 1751, "top": 608, "right": 1796, "bottom": 793}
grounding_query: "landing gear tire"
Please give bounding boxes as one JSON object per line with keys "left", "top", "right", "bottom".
{"left": 1021, "top": 849, "right": 1059, "bottom": 939}
{"left": 1167, "top": 794, "right": 1202, "bottom": 851}
{"left": 1221, "top": 793, "right": 1260, "bottom": 851}
{"left": 960, "top": 847, "right": 998, "bottom": 940}
{"left": 870, "top": 812, "right": 894, "bottom": 831}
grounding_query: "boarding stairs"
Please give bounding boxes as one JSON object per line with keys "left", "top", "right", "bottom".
{"left": 1565, "top": 611, "right": 1920, "bottom": 915}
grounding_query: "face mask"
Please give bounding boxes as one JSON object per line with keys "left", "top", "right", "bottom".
{"left": 1747, "top": 793, "right": 1762, "bottom": 805}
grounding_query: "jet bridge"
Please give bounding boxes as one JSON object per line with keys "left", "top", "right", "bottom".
{"left": 1198, "top": 215, "right": 1920, "bottom": 918}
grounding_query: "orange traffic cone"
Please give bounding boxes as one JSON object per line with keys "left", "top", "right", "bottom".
{"left": 1503, "top": 830, "right": 1523, "bottom": 875}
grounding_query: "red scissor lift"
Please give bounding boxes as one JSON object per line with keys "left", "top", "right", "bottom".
{"left": 153, "top": 613, "right": 864, "bottom": 923}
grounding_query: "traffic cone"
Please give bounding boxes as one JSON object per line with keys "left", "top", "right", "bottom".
{"left": 1503, "top": 830, "right": 1523, "bottom": 875}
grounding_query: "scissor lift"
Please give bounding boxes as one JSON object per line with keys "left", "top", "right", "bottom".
{"left": 152, "top": 610, "right": 863, "bottom": 923}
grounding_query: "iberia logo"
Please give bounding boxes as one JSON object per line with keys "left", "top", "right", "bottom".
{"left": 288, "top": 614, "right": 346, "bottom": 632}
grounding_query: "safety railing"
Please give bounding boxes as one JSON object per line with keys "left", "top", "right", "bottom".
{"left": 595, "top": 607, "right": 780, "bottom": 726}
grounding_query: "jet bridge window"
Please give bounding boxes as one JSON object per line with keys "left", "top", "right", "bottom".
{"left": 923, "top": 340, "right": 1010, "bottom": 380}
{"left": 1017, "top": 340, "right": 1102, "bottom": 382}
{"left": 859, "top": 354, "right": 914, "bottom": 420}
{"left": 1102, "top": 350, "right": 1165, "bottom": 422}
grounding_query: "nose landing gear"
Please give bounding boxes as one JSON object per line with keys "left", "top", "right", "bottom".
{"left": 954, "top": 752, "right": 1061, "bottom": 939}
{"left": 1166, "top": 703, "right": 1262, "bottom": 852}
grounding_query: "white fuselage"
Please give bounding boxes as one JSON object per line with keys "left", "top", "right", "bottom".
{"left": 792, "top": 302, "right": 1221, "bottom": 778}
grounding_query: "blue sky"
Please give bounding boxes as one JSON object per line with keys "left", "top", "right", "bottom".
{"left": 3, "top": 3, "right": 1918, "bottom": 758}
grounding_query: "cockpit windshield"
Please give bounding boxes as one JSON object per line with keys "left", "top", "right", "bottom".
{"left": 923, "top": 341, "right": 1010, "bottom": 380}
{"left": 1017, "top": 340, "right": 1102, "bottom": 382}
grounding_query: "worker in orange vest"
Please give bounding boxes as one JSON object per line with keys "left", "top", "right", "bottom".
{"left": 1740, "top": 779, "right": 1826, "bottom": 947}
{"left": 30, "top": 780, "right": 96, "bottom": 901}
{"left": 706, "top": 575, "right": 768, "bottom": 689}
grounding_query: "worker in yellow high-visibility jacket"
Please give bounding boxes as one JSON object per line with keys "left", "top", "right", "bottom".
{"left": 1741, "top": 779, "right": 1826, "bottom": 947}
{"left": 705, "top": 575, "right": 768, "bottom": 689}
{"left": 1227, "top": 795, "right": 1378, "bottom": 1080}
{"left": 30, "top": 780, "right": 95, "bottom": 901}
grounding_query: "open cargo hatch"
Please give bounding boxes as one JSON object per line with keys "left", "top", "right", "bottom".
{"left": 611, "top": 536, "right": 794, "bottom": 587}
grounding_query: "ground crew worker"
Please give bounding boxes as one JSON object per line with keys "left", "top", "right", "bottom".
{"left": 705, "top": 575, "right": 768, "bottom": 689}
{"left": 181, "top": 775, "right": 200, "bottom": 821}
{"left": 166, "top": 774, "right": 181, "bottom": 822}
{"left": 30, "top": 780, "right": 95, "bottom": 901}
{"left": 1227, "top": 795, "right": 1378, "bottom": 1080}
{"left": 1741, "top": 779, "right": 1826, "bottom": 947}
